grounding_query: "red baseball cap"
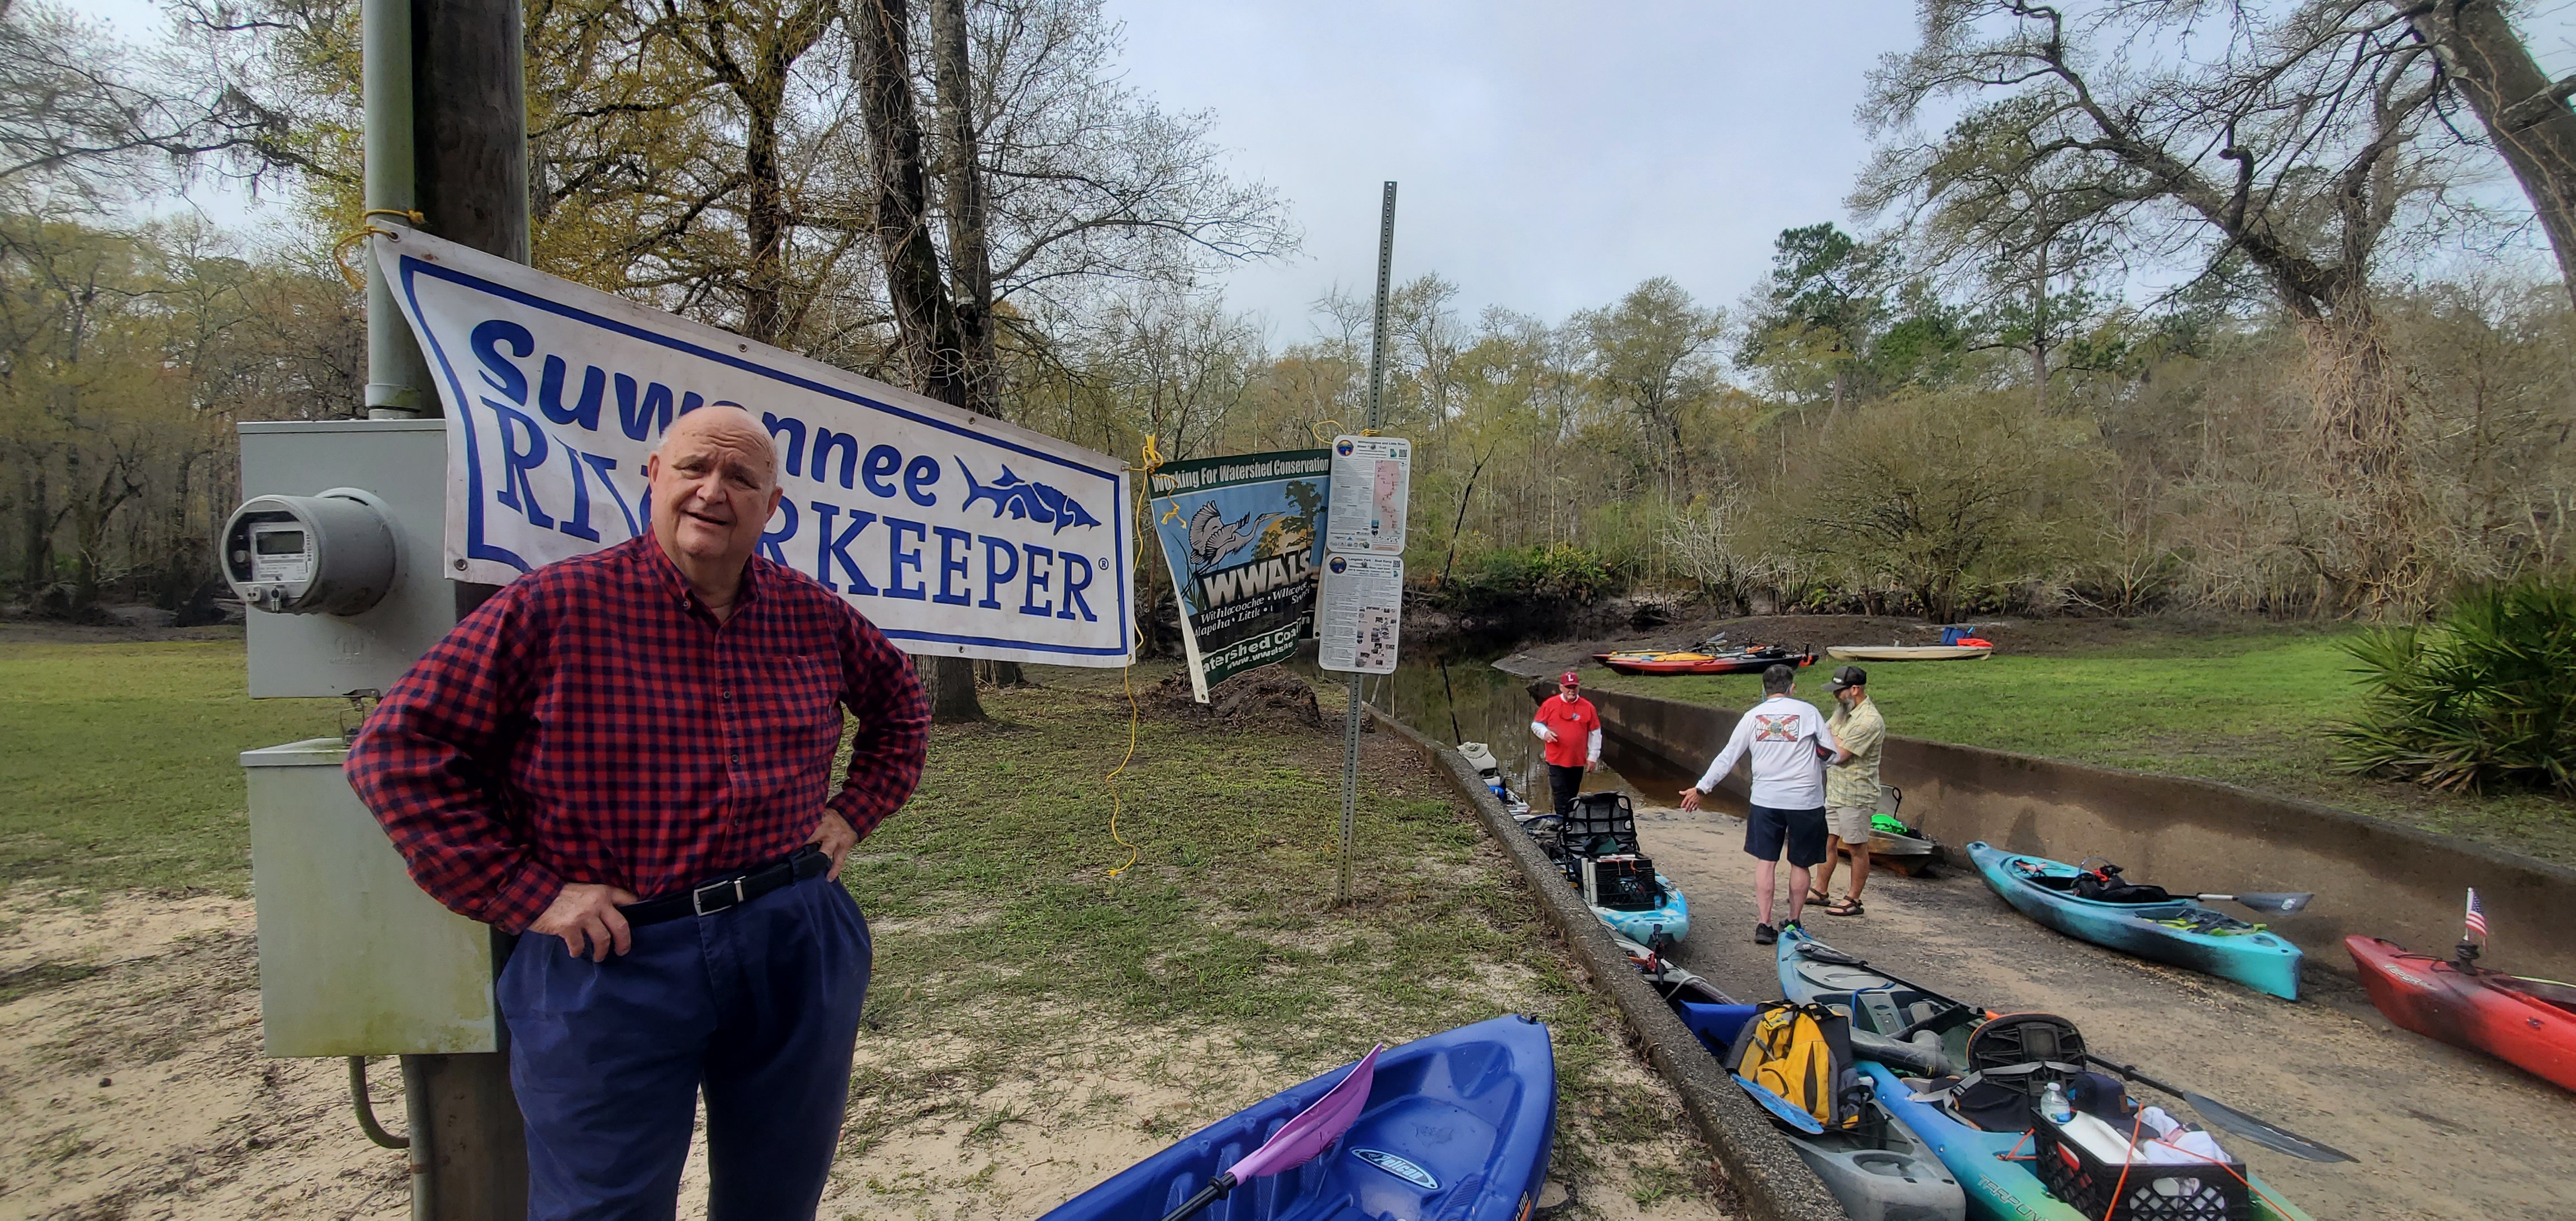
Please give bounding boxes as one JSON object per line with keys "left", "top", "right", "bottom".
{"left": 1559, "top": 670, "right": 1581, "bottom": 686}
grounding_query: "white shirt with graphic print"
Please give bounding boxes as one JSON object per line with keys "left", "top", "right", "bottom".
{"left": 1694, "top": 694, "right": 1840, "bottom": 810}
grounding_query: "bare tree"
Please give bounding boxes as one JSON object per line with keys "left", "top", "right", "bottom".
{"left": 1862, "top": 0, "right": 2468, "bottom": 612}
{"left": 2399, "top": 0, "right": 2576, "bottom": 311}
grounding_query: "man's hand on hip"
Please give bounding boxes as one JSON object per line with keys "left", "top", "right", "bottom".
{"left": 532, "top": 882, "right": 641, "bottom": 961}
{"left": 807, "top": 811, "right": 858, "bottom": 879}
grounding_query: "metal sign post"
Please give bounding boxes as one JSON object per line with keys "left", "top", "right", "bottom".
{"left": 1334, "top": 182, "right": 1397, "bottom": 907}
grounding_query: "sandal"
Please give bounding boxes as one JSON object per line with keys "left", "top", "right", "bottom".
{"left": 1822, "top": 897, "right": 1865, "bottom": 917}
{"left": 1803, "top": 889, "right": 1831, "bottom": 906}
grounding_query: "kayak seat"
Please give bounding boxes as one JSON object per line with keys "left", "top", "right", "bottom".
{"left": 1947, "top": 1012, "right": 2087, "bottom": 1132}
{"left": 1556, "top": 792, "right": 1641, "bottom": 859}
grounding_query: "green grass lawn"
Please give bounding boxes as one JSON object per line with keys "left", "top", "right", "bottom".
{"left": 0, "top": 628, "right": 343, "bottom": 895}
{"left": 1588, "top": 628, "right": 2576, "bottom": 866}
{"left": 0, "top": 633, "right": 1724, "bottom": 1215}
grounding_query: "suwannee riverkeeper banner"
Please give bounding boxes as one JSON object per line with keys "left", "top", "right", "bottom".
{"left": 373, "top": 225, "right": 1133, "bottom": 666}
{"left": 1147, "top": 448, "right": 1330, "bottom": 701}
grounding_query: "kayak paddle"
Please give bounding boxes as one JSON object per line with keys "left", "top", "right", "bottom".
{"left": 2080, "top": 1054, "right": 2355, "bottom": 1163}
{"left": 1732, "top": 1073, "right": 1826, "bottom": 1135}
{"left": 1157, "top": 1044, "right": 1384, "bottom": 1221}
{"left": 2192, "top": 891, "right": 2314, "bottom": 915}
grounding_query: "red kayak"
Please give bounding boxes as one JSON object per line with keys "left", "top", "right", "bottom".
{"left": 2346, "top": 935, "right": 2576, "bottom": 1092}
{"left": 1593, "top": 647, "right": 1815, "bottom": 676}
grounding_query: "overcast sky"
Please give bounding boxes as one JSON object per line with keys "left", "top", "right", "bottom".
{"left": 1097, "top": 0, "right": 1929, "bottom": 338}
{"left": 82, "top": 0, "right": 2576, "bottom": 342}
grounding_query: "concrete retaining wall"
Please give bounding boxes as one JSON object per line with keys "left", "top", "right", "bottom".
{"left": 1365, "top": 708, "right": 1852, "bottom": 1221}
{"left": 1578, "top": 685, "right": 2576, "bottom": 985}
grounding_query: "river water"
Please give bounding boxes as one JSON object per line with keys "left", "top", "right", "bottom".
{"left": 1302, "top": 650, "right": 1701, "bottom": 811}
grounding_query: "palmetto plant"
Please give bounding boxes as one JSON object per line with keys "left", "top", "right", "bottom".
{"left": 2331, "top": 571, "right": 2576, "bottom": 795}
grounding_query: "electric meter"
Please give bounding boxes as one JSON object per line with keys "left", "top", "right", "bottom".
{"left": 221, "top": 490, "right": 399, "bottom": 616}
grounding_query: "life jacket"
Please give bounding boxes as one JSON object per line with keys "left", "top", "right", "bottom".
{"left": 2071, "top": 862, "right": 2170, "bottom": 905}
{"left": 1727, "top": 1002, "right": 1867, "bottom": 1130}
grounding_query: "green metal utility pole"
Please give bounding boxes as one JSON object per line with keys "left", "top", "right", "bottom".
{"left": 363, "top": 0, "right": 532, "bottom": 1214}
{"left": 1334, "top": 181, "right": 1396, "bottom": 907}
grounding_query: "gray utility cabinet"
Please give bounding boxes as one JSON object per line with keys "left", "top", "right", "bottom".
{"left": 244, "top": 739, "right": 500, "bottom": 1056}
{"left": 238, "top": 419, "right": 497, "bottom": 1056}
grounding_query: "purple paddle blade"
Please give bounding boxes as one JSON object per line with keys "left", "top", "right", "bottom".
{"left": 1224, "top": 1044, "right": 1384, "bottom": 1181}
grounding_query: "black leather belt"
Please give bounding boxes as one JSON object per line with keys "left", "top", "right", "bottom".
{"left": 619, "top": 845, "right": 830, "bottom": 926}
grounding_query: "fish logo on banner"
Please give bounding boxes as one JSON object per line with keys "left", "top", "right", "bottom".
{"left": 372, "top": 225, "right": 1132, "bottom": 666}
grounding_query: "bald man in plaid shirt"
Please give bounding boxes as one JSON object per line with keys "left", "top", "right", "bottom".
{"left": 348, "top": 404, "right": 929, "bottom": 1220}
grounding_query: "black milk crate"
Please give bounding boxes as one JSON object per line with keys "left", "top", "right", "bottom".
{"left": 2033, "top": 1119, "right": 2251, "bottom": 1220}
{"left": 1581, "top": 854, "right": 1663, "bottom": 912}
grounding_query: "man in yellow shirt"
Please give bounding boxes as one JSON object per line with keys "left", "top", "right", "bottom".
{"left": 1811, "top": 666, "right": 1884, "bottom": 916}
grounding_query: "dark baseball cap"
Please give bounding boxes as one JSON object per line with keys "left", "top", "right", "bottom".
{"left": 1826, "top": 665, "right": 1867, "bottom": 691}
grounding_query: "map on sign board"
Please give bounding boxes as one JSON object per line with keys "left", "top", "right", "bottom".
{"left": 1318, "top": 553, "right": 1404, "bottom": 674}
{"left": 1325, "top": 436, "right": 1410, "bottom": 555}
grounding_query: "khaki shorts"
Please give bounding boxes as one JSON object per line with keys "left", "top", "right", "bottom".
{"left": 1825, "top": 804, "right": 1875, "bottom": 843}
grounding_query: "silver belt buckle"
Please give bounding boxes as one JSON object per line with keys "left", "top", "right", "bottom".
{"left": 692, "top": 876, "right": 747, "bottom": 916}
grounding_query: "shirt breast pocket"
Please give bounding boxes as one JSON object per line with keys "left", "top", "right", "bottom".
{"left": 754, "top": 654, "right": 844, "bottom": 739}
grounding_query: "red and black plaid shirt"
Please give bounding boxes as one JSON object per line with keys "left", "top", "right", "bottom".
{"left": 346, "top": 535, "right": 930, "bottom": 933}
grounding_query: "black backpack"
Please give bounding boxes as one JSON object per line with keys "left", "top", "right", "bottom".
{"left": 2071, "top": 862, "right": 2170, "bottom": 905}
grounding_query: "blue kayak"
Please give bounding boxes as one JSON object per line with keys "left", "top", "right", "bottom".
{"left": 1040, "top": 1015, "right": 1556, "bottom": 1221}
{"left": 1777, "top": 927, "right": 2314, "bottom": 1221}
{"left": 1966, "top": 843, "right": 2303, "bottom": 1001}
{"left": 1589, "top": 877, "right": 1689, "bottom": 949}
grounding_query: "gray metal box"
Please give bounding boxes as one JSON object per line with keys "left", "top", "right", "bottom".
{"left": 244, "top": 739, "right": 500, "bottom": 1056}
{"left": 238, "top": 419, "right": 457, "bottom": 697}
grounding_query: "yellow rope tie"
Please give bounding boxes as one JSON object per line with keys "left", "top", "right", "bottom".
{"left": 1101, "top": 435, "right": 1168, "bottom": 878}
{"left": 328, "top": 210, "right": 426, "bottom": 291}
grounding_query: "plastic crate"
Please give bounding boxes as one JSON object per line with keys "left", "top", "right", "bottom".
{"left": 1581, "top": 855, "right": 1664, "bottom": 912}
{"left": 2033, "top": 1119, "right": 2251, "bottom": 1220}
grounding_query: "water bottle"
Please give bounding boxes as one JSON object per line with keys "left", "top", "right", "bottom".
{"left": 2040, "top": 1081, "right": 2075, "bottom": 1124}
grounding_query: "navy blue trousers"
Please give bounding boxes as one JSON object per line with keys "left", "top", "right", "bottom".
{"left": 498, "top": 873, "right": 872, "bottom": 1220}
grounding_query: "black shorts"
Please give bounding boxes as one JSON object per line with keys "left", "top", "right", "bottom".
{"left": 1745, "top": 803, "right": 1828, "bottom": 868}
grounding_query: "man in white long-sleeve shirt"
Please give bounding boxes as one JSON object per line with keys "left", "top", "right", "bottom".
{"left": 1679, "top": 664, "right": 1844, "bottom": 944}
{"left": 1530, "top": 671, "right": 1602, "bottom": 817}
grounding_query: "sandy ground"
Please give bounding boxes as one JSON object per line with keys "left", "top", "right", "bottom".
{"left": 1578, "top": 764, "right": 2576, "bottom": 1221}
{"left": 0, "top": 883, "right": 1736, "bottom": 1221}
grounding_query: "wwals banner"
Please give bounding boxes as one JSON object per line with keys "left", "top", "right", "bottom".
{"left": 374, "top": 226, "right": 1133, "bottom": 666}
{"left": 1148, "top": 448, "right": 1330, "bottom": 700}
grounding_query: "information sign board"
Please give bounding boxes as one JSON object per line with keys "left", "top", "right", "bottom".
{"left": 1317, "top": 553, "right": 1404, "bottom": 674}
{"left": 1325, "top": 435, "right": 1410, "bottom": 555}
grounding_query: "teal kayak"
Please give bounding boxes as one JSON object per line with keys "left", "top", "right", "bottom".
{"left": 1778, "top": 926, "right": 2316, "bottom": 1221}
{"left": 1966, "top": 843, "right": 2303, "bottom": 1000}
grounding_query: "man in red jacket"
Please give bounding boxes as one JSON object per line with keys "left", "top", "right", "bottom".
{"left": 1530, "top": 670, "right": 1602, "bottom": 817}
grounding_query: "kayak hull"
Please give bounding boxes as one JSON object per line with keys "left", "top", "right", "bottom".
{"left": 1779, "top": 928, "right": 2311, "bottom": 1221}
{"left": 1590, "top": 877, "right": 1689, "bottom": 946}
{"left": 2346, "top": 935, "right": 2576, "bottom": 1092}
{"left": 1784, "top": 1096, "right": 1966, "bottom": 1221}
{"left": 1840, "top": 829, "right": 1940, "bottom": 876}
{"left": 1040, "top": 1015, "right": 1557, "bottom": 1221}
{"left": 1967, "top": 843, "right": 2303, "bottom": 1001}
{"left": 1595, "top": 651, "right": 1815, "bottom": 676}
{"left": 1825, "top": 646, "right": 1992, "bottom": 662}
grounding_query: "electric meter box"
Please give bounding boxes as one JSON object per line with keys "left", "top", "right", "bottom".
{"left": 234, "top": 419, "right": 457, "bottom": 697}
{"left": 244, "top": 739, "right": 500, "bottom": 1056}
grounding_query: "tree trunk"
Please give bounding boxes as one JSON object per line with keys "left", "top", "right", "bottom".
{"left": 912, "top": 652, "right": 983, "bottom": 722}
{"left": 2406, "top": 0, "right": 2576, "bottom": 312}
{"left": 2294, "top": 292, "right": 2425, "bottom": 615}
{"left": 741, "top": 67, "right": 788, "bottom": 343}
{"left": 2031, "top": 239, "right": 2049, "bottom": 413}
{"left": 855, "top": 0, "right": 970, "bottom": 406}
{"left": 857, "top": 0, "right": 981, "bottom": 719}
{"left": 18, "top": 463, "right": 49, "bottom": 595}
{"left": 931, "top": 0, "right": 996, "bottom": 418}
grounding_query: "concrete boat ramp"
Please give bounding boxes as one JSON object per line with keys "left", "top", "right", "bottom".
{"left": 1610, "top": 785, "right": 2576, "bottom": 1220}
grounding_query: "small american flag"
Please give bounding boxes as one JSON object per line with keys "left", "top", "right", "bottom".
{"left": 2465, "top": 888, "right": 2489, "bottom": 941}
